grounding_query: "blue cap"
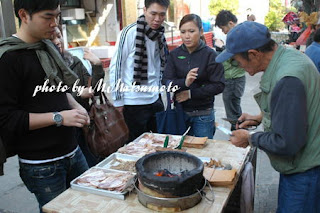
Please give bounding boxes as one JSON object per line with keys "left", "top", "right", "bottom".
{"left": 216, "top": 21, "right": 271, "bottom": 63}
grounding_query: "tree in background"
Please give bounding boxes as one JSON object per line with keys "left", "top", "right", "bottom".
{"left": 208, "top": 0, "right": 239, "bottom": 16}
{"left": 265, "top": 0, "right": 286, "bottom": 31}
{"left": 292, "top": 0, "right": 320, "bottom": 14}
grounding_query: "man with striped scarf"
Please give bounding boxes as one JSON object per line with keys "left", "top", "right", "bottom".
{"left": 109, "top": 0, "right": 170, "bottom": 142}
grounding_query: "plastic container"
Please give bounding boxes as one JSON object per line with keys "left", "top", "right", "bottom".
{"left": 202, "top": 20, "right": 211, "bottom": 32}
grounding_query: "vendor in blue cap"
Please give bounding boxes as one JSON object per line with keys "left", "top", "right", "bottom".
{"left": 216, "top": 21, "right": 320, "bottom": 212}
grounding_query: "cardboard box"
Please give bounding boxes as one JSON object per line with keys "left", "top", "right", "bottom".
{"left": 182, "top": 136, "right": 207, "bottom": 149}
{"left": 203, "top": 167, "right": 237, "bottom": 186}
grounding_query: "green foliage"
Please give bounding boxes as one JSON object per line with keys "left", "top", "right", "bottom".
{"left": 208, "top": 0, "right": 239, "bottom": 16}
{"left": 287, "top": 6, "right": 297, "bottom": 13}
{"left": 264, "top": 0, "right": 286, "bottom": 31}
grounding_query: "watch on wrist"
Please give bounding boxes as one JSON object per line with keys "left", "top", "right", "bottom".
{"left": 248, "top": 131, "right": 255, "bottom": 147}
{"left": 53, "top": 112, "right": 63, "bottom": 127}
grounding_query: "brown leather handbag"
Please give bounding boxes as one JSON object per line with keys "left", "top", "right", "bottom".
{"left": 83, "top": 92, "right": 129, "bottom": 157}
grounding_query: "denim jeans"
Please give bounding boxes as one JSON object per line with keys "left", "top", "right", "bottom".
{"left": 223, "top": 76, "right": 246, "bottom": 130}
{"left": 19, "top": 148, "right": 89, "bottom": 213}
{"left": 187, "top": 110, "right": 215, "bottom": 139}
{"left": 277, "top": 165, "right": 320, "bottom": 213}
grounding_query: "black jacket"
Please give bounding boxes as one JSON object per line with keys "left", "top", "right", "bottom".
{"left": 162, "top": 40, "right": 225, "bottom": 111}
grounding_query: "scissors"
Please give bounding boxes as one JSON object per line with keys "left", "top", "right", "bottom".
{"left": 222, "top": 118, "right": 260, "bottom": 130}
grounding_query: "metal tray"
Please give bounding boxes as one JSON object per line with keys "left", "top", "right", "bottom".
{"left": 198, "top": 156, "right": 211, "bottom": 163}
{"left": 95, "top": 153, "right": 140, "bottom": 173}
{"left": 132, "top": 132, "right": 182, "bottom": 148}
{"left": 70, "top": 167, "right": 134, "bottom": 200}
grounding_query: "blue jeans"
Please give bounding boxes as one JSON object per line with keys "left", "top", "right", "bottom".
{"left": 187, "top": 110, "right": 215, "bottom": 139}
{"left": 277, "top": 166, "right": 320, "bottom": 213}
{"left": 19, "top": 148, "right": 89, "bottom": 213}
{"left": 223, "top": 76, "right": 246, "bottom": 130}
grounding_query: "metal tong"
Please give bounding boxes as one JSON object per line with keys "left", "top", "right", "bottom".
{"left": 176, "top": 126, "right": 191, "bottom": 149}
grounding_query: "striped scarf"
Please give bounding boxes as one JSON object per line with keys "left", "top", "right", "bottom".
{"left": 134, "top": 15, "right": 167, "bottom": 85}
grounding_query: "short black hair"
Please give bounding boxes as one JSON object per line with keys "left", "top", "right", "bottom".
{"left": 14, "top": 0, "right": 60, "bottom": 21}
{"left": 313, "top": 28, "right": 320, "bottom": 42}
{"left": 237, "top": 32, "right": 276, "bottom": 61}
{"left": 145, "top": 0, "right": 170, "bottom": 9}
{"left": 215, "top": 10, "right": 237, "bottom": 27}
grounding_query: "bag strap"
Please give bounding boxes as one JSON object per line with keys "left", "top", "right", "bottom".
{"left": 87, "top": 77, "right": 97, "bottom": 105}
{"left": 87, "top": 77, "right": 111, "bottom": 107}
{"left": 165, "top": 80, "right": 173, "bottom": 111}
{"left": 100, "top": 91, "right": 111, "bottom": 105}
{"left": 87, "top": 77, "right": 92, "bottom": 88}
{"left": 165, "top": 80, "right": 184, "bottom": 111}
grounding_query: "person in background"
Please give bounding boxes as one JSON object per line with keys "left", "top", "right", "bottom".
{"left": 306, "top": 17, "right": 320, "bottom": 47}
{"left": 289, "top": 22, "right": 301, "bottom": 42}
{"left": 305, "top": 28, "right": 320, "bottom": 72}
{"left": 246, "top": 8, "right": 256, "bottom": 22}
{"left": 306, "top": 18, "right": 320, "bottom": 47}
{"left": 51, "top": 27, "right": 105, "bottom": 112}
{"left": 51, "top": 26, "right": 105, "bottom": 167}
{"left": 216, "top": 21, "right": 320, "bottom": 212}
{"left": 109, "top": 0, "right": 170, "bottom": 142}
{"left": 214, "top": 10, "right": 246, "bottom": 130}
{"left": 0, "top": 0, "right": 90, "bottom": 211}
{"left": 162, "top": 14, "right": 225, "bottom": 139}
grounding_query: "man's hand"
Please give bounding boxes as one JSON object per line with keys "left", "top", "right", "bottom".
{"left": 175, "top": 90, "right": 190, "bottom": 103}
{"left": 237, "top": 113, "right": 262, "bottom": 129}
{"left": 66, "top": 93, "right": 90, "bottom": 124}
{"left": 60, "top": 109, "right": 90, "bottom": 127}
{"left": 80, "top": 87, "right": 94, "bottom": 99}
{"left": 185, "top": 68, "right": 198, "bottom": 87}
{"left": 230, "top": 129, "right": 250, "bottom": 148}
{"left": 213, "top": 38, "right": 224, "bottom": 49}
{"left": 83, "top": 48, "right": 101, "bottom": 65}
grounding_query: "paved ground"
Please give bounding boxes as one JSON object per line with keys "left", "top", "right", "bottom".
{"left": 0, "top": 72, "right": 279, "bottom": 213}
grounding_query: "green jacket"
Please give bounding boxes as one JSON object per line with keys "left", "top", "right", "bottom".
{"left": 254, "top": 45, "right": 320, "bottom": 174}
{"left": 222, "top": 59, "right": 245, "bottom": 79}
{"left": 0, "top": 37, "right": 78, "bottom": 87}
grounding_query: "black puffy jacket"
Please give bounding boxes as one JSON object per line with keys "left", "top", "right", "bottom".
{"left": 162, "top": 40, "right": 225, "bottom": 111}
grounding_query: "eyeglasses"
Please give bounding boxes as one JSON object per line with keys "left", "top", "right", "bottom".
{"left": 222, "top": 118, "right": 260, "bottom": 130}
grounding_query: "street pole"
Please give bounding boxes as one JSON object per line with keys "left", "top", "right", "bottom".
{"left": 0, "top": 1, "right": 5, "bottom": 38}
{"left": 0, "top": 0, "right": 16, "bottom": 38}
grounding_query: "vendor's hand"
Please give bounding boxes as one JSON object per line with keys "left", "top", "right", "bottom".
{"left": 213, "top": 38, "right": 224, "bottom": 48}
{"left": 83, "top": 48, "right": 101, "bottom": 65}
{"left": 237, "top": 113, "right": 262, "bottom": 129}
{"left": 185, "top": 68, "right": 198, "bottom": 87}
{"left": 116, "top": 106, "right": 124, "bottom": 113}
{"left": 230, "top": 129, "right": 250, "bottom": 148}
{"left": 175, "top": 90, "right": 190, "bottom": 103}
{"left": 61, "top": 109, "right": 90, "bottom": 127}
{"left": 80, "top": 87, "right": 94, "bottom": 99}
